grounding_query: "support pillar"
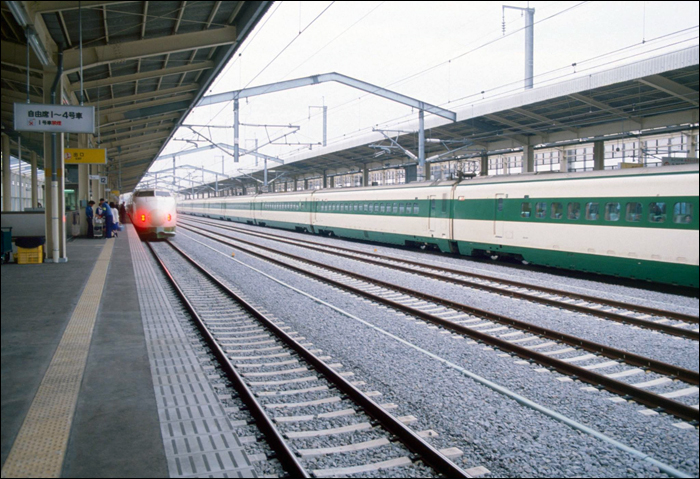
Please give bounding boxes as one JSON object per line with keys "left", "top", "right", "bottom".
{"left": 91, "top": 164, "right": 100, "bottom": 201}
{"left": 593, "top": 141, "right": 605, "bottom": 170}
{"left": 522, "top": 145, "right": 534, "bottom": 173}
{"left": 304, "top": 179, "right": 309, "bottom": 190}
{"left": 559, "top": 150, "right": 569, "bottom": 173}
{"left": 362, "top": 165, "right": 369, "bottom": 187}
{"left": 43, "top": 66, "right": 67, "bottom": 262}
{"left": 294, "top": 177, "right": 299, "bottom": 191}
{"left": 323, "top": 170, "right": 328, "bottom": 189}
{"left": 480, "top": 153, "right": 489, "bottom": 176}
{"left": 2, "top": 133, "right": 10, "bottom": 211}
{"left": 78, "top": 135, "right": 89, "bottom": 236}
{"left": 31, "top": 151, "right": 38, "bottom": 208}
{"left": 688, "top": 132, "right": 697, "bottom": 159}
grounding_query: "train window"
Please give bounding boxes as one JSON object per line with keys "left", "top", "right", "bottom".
{"left": 414, "top": 203, "right": 420, "bottom": 214}
{"left": 568, "top": 202, "right": 581, "bottom": 220}
{"left": 430, "top": 199, "right": 436, "bottom": 213}
{"left": 605, "top": 202, "right": 621, "bottom": 221}
{"left": 625, "top": 202, "right": 642, "bottom": 222}
{"left": 393, "top": 202, "right": 399, "bottom": 213}
{"left": 551, "top": 202, "right": 563, "bottom": 220}
{"left": 648, "top": 202, "right": 666, "bottom": 223}
{"left": 673, "top": 202, "right": 693, "bottom": 224}
{"left": 364, "top": 203, "right": 369, "bottom": 212}
{"left": 399, "top": 203, "right": 406, "bottom": 214}
{"left": 380, "top": 203, "right": 386, "bottom": 213}
{"left": 585, "top": 202, "right": 599, "bottom": 220}
{"left": 535, "top": 202, "right": 547, "bottom": 219}
{"left": 521, "top": 202, "right": 532, "bottom": 218}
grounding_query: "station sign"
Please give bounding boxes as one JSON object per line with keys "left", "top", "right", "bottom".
{"left": 64, "top": 148, "right": 106, "bottom": 164}
{"left": 14, "top": 103, "right": 95, "bottom": 133}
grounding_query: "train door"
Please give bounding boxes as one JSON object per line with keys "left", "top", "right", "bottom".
{"left": 494, "top": 193, "right": 506, "bottom": 238}
{"left": 428, "top": 195, "right": 437, "bottom": 232}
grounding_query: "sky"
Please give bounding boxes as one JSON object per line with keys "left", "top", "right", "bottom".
{"left": 145, "top": 1, "right": 700, "bottom": 187}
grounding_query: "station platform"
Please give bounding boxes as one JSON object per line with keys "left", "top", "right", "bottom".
{"left": 1, "top": 225, "right": 257, "bottom": 478}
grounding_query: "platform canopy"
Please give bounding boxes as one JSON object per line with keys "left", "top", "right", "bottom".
{"left": 1, "top": 0, "right": 272, "bottom": 192}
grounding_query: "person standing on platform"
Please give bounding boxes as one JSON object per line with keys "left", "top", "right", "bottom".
{"left": 102, "top": 199, "right": 114, "bottom": 238}
{"left": 109, "top": 202, "right": 120, "bottom": 238}
{"left": 86, "top": 201, "right": 95, "bottom": 238}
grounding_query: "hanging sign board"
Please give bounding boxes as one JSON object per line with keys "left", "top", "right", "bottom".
{"left": 64, "top": 148, "right": 106, "bottom": 164}
{"left": 14, "top": 103, "right": 95, "bottom": 133}
{"left": 99, "top": 177, "right": 108, "bottom": 185}
{"left": 89, "top": 175, "right": 101, "bottom": 180}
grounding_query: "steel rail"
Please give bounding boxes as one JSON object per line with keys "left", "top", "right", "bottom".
{"left": 150, "top": 240, "right": 473, "bottom": 479}
{"left": 182, "top": 216, "right": 699, "bottom": 329}
{"left": 146, "top": 242, "right": 311, "bottom": 478}
{"left": 180, "top": 224, "right": 700, "bottom": 422}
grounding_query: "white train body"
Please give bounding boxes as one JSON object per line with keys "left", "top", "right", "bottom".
{"left": 129, "top": 189, "right": 177, "bottom": 238}
{"left": 178, "top": 164, "right": 698, "bottom": 287}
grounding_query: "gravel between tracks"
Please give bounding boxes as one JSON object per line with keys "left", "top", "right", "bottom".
{"left": 171, "top": 230, "right": 699, "bottom": 478}
{"left": 182, "top": 220, "right": 699, "bottom": 373}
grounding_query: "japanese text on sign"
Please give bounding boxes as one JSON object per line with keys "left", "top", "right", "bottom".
{"left": 14, "top": 103, "right": 95, "bottom": 134}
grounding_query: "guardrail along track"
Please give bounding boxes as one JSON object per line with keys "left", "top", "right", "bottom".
{"left": 181, "top": 216, "right": 699, "bottom": 340}
{"left": 179, "top": 224, "right": 700, "bottom": 423}
{"left": 147, "top": 240, "right": 472, "bottom": 478}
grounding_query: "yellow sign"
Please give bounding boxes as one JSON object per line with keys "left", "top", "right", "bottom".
{"left": 619, "top": 162, "right": 643, "bottom": 169}
{"left": 64, "top": 148, "right": 106, "bottom": 164}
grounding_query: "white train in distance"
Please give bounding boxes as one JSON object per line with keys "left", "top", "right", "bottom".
{"left": 127, "top": 188, "right": 177, "bottom": 239}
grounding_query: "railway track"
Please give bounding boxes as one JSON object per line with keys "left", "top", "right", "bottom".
{"left": 178, "top": 222, "right": 700, "bottom": 423}
{"left": 181, "top": 216, "right": 699, "bottom": 341}
{"left": 146, "top": 240, "right": 472, "bottom": 478}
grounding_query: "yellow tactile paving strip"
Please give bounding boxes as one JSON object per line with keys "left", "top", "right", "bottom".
{"left": 1, "top": 240, "right": 115, "bottom": 478}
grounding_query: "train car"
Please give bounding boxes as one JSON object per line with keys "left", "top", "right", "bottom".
{"left": 178, "top": 164, "right": 698, "bottom": 287}
{"left": 451, "top": 164, "right": 699, "bottom": 288}
{"left": 129, "top": 188, "right": 177, "bottom": 238}
{"left": 311, "top": 181, "right": 454, "bottom": 251}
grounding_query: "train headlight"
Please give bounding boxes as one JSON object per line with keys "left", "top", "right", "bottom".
{"left": 167, "top": 214, "right": 172, "bottom": 222}
{"left": 140, "top": 214, "right": 146, "bottom": 222}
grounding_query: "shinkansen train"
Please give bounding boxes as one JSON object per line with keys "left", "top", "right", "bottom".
{"left": 179, "top": 164, "right": 699, "bottom": 288}
{"left": 128, "top": 188, "right": 177, "bottom": 238}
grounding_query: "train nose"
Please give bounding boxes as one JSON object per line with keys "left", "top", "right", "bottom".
{"left": 149, "top": 209, "right": 166, "bottom": 226}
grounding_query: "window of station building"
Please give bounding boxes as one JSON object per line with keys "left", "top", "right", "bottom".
{"left": 535, "top": 202, "right": 547, "bottom": 219}
{"left": 521, "top": 202, "right": 532, "bottom": 218}
{"left": 568, "top": 202, "right": 581, "bottom": 220}
{"left": 585, "top": 202, "right": 599, "bottom": 221}
{"left": 648, "top": 202, "right": 666, "bottom": 223}
{"left": 550, "top": 202, "right": 563, "bottom": 220}
{"left": 625, "top": 202, "right": 642, "bottom": 222}
{"left": 673, "top": 202, "right": 693, "bottom": 224}
{"left": 413, "top": 203, "right": 420, "bottom": 214}
{"left": 605, "top": 202, "right": 621, "bottom": 221}
{"left": 399, "top": 203, "right": 406, "bottom": 214}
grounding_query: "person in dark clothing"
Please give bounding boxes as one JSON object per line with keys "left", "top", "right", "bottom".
{"left": 101, "top": 199, "right": 114, "bottom": 238}
{"left": 119, "top": 203, "right": 127, "bottom": 225}
{"left": 86, "top": 201, "right": 95, "bottom": 238}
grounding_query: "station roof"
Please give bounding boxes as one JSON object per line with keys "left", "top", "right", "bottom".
{"left": 235, "top": 46, "right": 699, "bottom": 186}
{"left": 1, "top": 0, "right": 272, "bottom": 192}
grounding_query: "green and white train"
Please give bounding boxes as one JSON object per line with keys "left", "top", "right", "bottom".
{"left": 179, "top": 164, "right": 699, "bottom": 288}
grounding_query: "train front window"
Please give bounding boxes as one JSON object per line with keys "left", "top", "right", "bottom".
{"left": 568, "top": 202, "right": 580, "bottom": 220}
{"left": 605, "top": 202, "right": 620, "bottom": 221}
{"left": 535, "top": 202, "right": 547, "bottom": 219}
{"left": 550, "top": 202, "right": 563, "bottom": 220}
{"left": 625, "top": 202, "right": 642, "bottom": 222}
{"left": 648, "top": 202, "right": 666, "bottom": 223}
{"left": 673, "top": 202, "right": 693, "bottom": 224}
{"left": 585, "top": 202, "right": 599, "bottom": 221}
{"left": 521, "top": 202, "right": 532, "bottom": 218}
